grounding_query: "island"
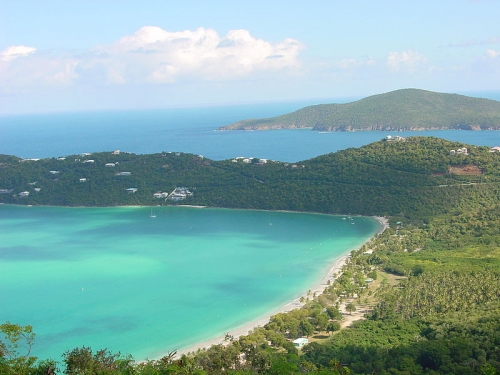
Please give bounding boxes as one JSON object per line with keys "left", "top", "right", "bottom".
{"left": 1, "top": 136, "right": 500, "bottom": 375}
{"left": 218, "top": 89, "right": 500, "bottom": 132}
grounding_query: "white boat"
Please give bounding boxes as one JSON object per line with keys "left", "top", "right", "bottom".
{"left": 150, "top": 209, "right": 156, "bottom": 218}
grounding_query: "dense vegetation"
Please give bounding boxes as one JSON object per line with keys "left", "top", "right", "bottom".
{"left": 2, "top": 137, "right": 500, "bottom": 222}
{"left": 218, "top": 89, "right": 500, "bottom": 131}
{"left": 2, "top": 136, "right": 500, "bottom": 374}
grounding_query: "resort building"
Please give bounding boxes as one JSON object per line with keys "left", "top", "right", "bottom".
{"left": 167, "top": 187, "right": 193, "bottom": 201}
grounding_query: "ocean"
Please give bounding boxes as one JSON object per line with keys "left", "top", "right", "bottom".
{"left": 1, "top": 91, "right": 500, "bottom": 162}
{"left": 1, "top": 91, "right": 500, "bottom": 361}
{"left": 0, "top": 205, "right": 379, "bottom": 361}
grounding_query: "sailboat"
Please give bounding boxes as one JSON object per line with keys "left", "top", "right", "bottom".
{"left": 150, "top": 209, "right": 156, "bottom": 218}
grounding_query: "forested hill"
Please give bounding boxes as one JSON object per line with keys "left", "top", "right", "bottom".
{"left": 2, "top": 136, "right": 500, "bottom": 222}
{"left": 218, "top": 89, "right": 500, "bottom": 131}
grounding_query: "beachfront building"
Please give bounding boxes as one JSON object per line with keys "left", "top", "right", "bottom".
{"left": 167, "top": 187, "right": 193, "bottom": 201}
{"left": 292, "top": 338, "right": 309, "bottom": 348}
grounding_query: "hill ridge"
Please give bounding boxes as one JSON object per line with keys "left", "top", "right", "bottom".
{"left": 218, "top": 88, "right": 500, "bottom": 131}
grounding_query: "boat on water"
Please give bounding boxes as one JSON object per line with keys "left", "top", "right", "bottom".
{"left": 150, "top": 209, "right": 156, "bottom": 218}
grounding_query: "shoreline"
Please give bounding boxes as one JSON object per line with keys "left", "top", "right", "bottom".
{"left": 174, "top": 255, "right": 350, "bottom": 357}
{"left": 173, "top": 216, "right": 388, "bottom": 358}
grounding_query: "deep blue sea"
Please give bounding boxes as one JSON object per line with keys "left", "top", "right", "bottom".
{"left": 1, "top": 91, "right": 500, "bottom": 162}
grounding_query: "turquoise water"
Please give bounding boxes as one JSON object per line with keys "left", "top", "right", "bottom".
{"left": 0, "top": 205, "right": 379, "bottom": 361}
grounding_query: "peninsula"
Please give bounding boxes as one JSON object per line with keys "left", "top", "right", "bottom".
{"left": 218, "top": 89, "right": 500, "bottom": 131}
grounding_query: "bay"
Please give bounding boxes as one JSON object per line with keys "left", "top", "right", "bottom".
{"left": 0, "top": 205, "right": 379, "bottom": 361}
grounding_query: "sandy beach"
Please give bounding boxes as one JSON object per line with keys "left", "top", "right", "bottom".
{"left": 174, "top": 216, "right": 389, "bottom": 357}
{"left": 175, "top": 254, "right": 349, "bottom": 357}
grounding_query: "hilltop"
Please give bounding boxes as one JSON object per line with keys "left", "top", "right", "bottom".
{"left": 218, "top": 89, "right": 500, "bottom": 131}
{"left": 2, "top": 136, "right": 500, "bottom": 222}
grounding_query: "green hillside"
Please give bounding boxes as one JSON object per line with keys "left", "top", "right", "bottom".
{"left": 1, "top": 137, "right": 500, "bottom": 222}
{"left": 219, "top": 89, "right": 500, "bottom": 131}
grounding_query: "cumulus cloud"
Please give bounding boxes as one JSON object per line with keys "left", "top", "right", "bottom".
{"left": 92, "top": 26, "right": 304, "bottom": 84}
{"left": 0, "top": 27, "right": 304, "bottom": 93}
{"left": 386, "top": 50, "right": 427, "bottom": 72}
{"left": 0, "top": 49, "right": 79, "bottom": 92}
{"left": 0, "top": 45, "right": 36, "bottom": 61}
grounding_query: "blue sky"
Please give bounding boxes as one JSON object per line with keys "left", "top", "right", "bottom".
{"left": 1, "top": 0, "right": 499, "bottom": 114}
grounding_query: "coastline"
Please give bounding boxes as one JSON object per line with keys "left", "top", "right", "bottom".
{"left": 174, "top": 216, "right": 388, "bottom": 358}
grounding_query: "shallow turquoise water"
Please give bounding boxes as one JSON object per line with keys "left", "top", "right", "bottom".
{"left": 0, "top": 205, "right": 379, "bottom": 361}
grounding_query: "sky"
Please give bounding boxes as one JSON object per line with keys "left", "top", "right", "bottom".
{"left": 1, "top": 0, "right": 499, "bottom": 115}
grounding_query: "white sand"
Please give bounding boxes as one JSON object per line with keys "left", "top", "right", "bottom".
{"left": 173, "top": 254, "right": 348, "bottom": 357}
{"left": 173, "top": 216, "right": 388, "bottom": 358}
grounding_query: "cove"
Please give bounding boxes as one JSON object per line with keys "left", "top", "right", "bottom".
{"left": 0, "top": 205, "right": 380, "bottom": 361}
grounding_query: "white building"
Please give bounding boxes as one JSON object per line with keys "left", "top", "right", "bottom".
{"left": 293, "top": 338, "right": 309, "bottom": 348}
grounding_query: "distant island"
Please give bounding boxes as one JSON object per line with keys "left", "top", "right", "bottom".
{"left": 218, "top": 88, "right": 500, "bottom": 131}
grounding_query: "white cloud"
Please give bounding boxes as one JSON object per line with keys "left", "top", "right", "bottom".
{"left": 486, "top": 49, "right": 500, "bottom": 58}
{"left": 386, "top": 50, "right": 427, "bottom": 72}
{"left": 0, "top": 49, "right": 79, "bottom": 92}
{"left": 92, "top": 26, "right": 304, "bottom": 84}
{"left": 0, "top": 27, "right": 304, "bottom": 94}
{"left": 0, "top": 45, "right": 36, "bottom": 61}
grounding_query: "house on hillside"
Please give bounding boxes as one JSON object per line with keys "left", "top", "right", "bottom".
{"left": 153, "top": 192, "right": 169, "bottom": 199}
{"left": 293, "top": 338, "right": 309, "bottom": 348}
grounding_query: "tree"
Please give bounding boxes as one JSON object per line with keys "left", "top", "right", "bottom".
{"left": 325, "top": 307, "right": 343, "bottom": 321}
{"left": 327, "top": 322, "right": 341, "bottom": 335}
{"left": 345, "top": 302, "right": 357, "bottom": 315}
{"left": 62, "top": 346, "right": 127, "bottom": 375}
{"left": 299, "top": 320, "right": 315, "bottom": 337}
{"left": 0, "top": 322, "right": 37, "bottom": 375}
